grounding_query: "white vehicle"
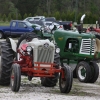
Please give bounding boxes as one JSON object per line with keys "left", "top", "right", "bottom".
{"left": 29, "top": 16, "right": 45, "bottom": 21}
{"left": 23, "top": 17, "right": 34, "bottom": 21}
{"left": 24, "top": 16, "right": 45, "bottom": 22}
{"left": 44, "top": 21, "right": 64, "bottom": 33}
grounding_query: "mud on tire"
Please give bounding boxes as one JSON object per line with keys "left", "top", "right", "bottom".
{"left": 0, "top": 42, "right": 14, "bottom": 85}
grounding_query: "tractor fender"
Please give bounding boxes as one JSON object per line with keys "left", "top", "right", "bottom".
{"left": 7, "top": 38, "right": 16, "bottom": 52}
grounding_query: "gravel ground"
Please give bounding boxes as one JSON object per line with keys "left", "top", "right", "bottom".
{"left": 0, "top": 64, "right": 100, "bottom": 100}
{"left": 0, "top": 39, "right": 100, "bottom": 100}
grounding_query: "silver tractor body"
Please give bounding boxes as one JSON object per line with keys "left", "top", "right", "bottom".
{"left": 27, "top": 38, "right": 55, "bottom": 66}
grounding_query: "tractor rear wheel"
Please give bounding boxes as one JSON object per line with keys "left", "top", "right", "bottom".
{"left": 10, "top": 63, "right": 21, "bottom": 92}
{"left": 0, "top": 41, "right": 14, "bottom": 85}
{"left": 89, "top": 61, "right": 99, "bottom": 83}
{"left": 41, "top": 52, "right": 60, "bottom": 87}
{"left": 76, "top": 61, "right": 91, "bottom": 83}
{"left": 59, "top": 65, "right": 73, "bottom": 93}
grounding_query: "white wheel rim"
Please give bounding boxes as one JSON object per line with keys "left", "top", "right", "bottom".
{"left": 78, "top": 66, "right": 86, "bottom": 80}
{"left": 17, "top": 39, "right": 27, "bottom": 61}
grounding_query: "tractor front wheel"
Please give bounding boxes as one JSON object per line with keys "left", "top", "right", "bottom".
{"left": 76, "top": 61, "right": 91, "bottom": 83}
{"left": 59, "top": 65, "right": 73, "bottom": 93}
{"left": 10, "top": 63, "right": 21, "bottom": 92}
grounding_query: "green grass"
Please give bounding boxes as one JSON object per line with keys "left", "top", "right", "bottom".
{"left": 0, "top": 21, "right": 10, "bottom": 26}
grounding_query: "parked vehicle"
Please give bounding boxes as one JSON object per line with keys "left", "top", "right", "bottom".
{"left": 23, "top": 17, "right": 34, "bottom": 21}
{"left": 43, "top": 21, "right": 63, "bottom": 33}
{"left": 57, "top": 21, "right": 72, "bottom": 30}
{"left": 28, "top": 16, "right": 45, "bottom": 21}
{"left": 41, "top": 17, "right": 56, "bottom": 22}
{"left": 29, "top": 20, "right": 45, "bottom": 27}
{"left": 24, "top": 16, "right": 45, "bottom": 22}
{"left": 41, "top": 17, "right": 72, "bottom": 30}
{"left": 0, "top": 20, "right": 37, "bottom": 38}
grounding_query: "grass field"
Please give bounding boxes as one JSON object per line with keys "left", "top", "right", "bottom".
{"left": 0, "top": 21, "right": 10, "bottom": 26}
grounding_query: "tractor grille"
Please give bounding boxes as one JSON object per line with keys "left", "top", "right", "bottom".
{"left": 37, "top": 46, "right": 54, "bottom": 63}
{"left": 79, "top": 39, "right": 95, "bottom": 55}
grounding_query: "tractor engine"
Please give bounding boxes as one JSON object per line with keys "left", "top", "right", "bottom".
{"left": 26, "top": 38, "right": 55, "bottom": 64}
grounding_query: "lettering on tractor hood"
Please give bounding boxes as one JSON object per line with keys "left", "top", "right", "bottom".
{"left": 58, "top": 37, "right": 63, "bottom": 40}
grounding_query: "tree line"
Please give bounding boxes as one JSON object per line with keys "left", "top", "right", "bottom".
{"left": 0, "top": 0, "right": 100, "bottom": 24}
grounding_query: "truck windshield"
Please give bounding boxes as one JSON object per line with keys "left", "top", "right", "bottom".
{"left": 24, "top": 21, "right": 32, "bottom": 27}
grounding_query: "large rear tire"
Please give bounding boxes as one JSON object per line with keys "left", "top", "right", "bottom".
{"left": 0, "top": 42, "right": 14, "bottom": 85}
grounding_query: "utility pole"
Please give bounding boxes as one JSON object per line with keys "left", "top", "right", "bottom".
{"left": 84, "top": 0, "right": 85, "bottom": 12}
{"left": 47, "top": 0, "right": 51, "bottom": 16}
{"left": 75, "top": 0, "right": 78, "bottom": 22}
{"left": 16, "top": 8, "right": 18, "bottom": 20}
{"left": 15, "top": 0, "right": 18, "bottom": 20}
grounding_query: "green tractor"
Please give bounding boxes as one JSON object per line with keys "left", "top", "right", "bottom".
{"left": 32, "top": 16, "right": 100, "bottom": 83}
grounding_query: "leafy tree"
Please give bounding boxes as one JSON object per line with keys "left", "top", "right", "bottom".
{"left": 28, "top": 13, "right": 32, "bottom": 17}
{"left": 54, "top": 11, "right": 60, "bottom": 20}
{"left": 23, "top": 13, "right": 28, "bottom": 19}
{"left": 0, "top": 14, "right": 2, "bottom": 21}
{"left": 2, "top": 14, "right": 6, "bottom": 22}
{"left": 61, "top": 12, "right": 66, "bottom": 21}
{"left": 8, "top": 13, "right": 12, "bottom": 21}
{"left": 18, "top": 13, "right": 22, "bottom": 20}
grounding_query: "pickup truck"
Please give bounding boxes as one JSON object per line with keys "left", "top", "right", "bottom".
{"left": 0, "top": 20, "right": 35, "bottom": 39}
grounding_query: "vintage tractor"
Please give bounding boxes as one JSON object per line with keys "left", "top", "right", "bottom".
{"left": 53, "top": 14, "right": 100, "bottom": 83}
{"left": 30, "top": 14, "right": 100, "bottom": 83}
{"left": 0, "top": 32, "right": 73, "bottom": 93}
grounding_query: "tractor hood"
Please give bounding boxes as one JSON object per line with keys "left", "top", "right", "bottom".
{"left": 54, "top": 29, "right": 95, "bottom": 39}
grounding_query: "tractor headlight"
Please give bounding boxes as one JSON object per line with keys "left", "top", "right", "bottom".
{"left": 26, "top": 46, "right": 32, "bottom": 52}
{"left": 56, "top": 48, "right": 60, "bottom": 53}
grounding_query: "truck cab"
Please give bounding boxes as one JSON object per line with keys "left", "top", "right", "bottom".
{"left": 0, "top": 20, "right": 34, "bottom": 38}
